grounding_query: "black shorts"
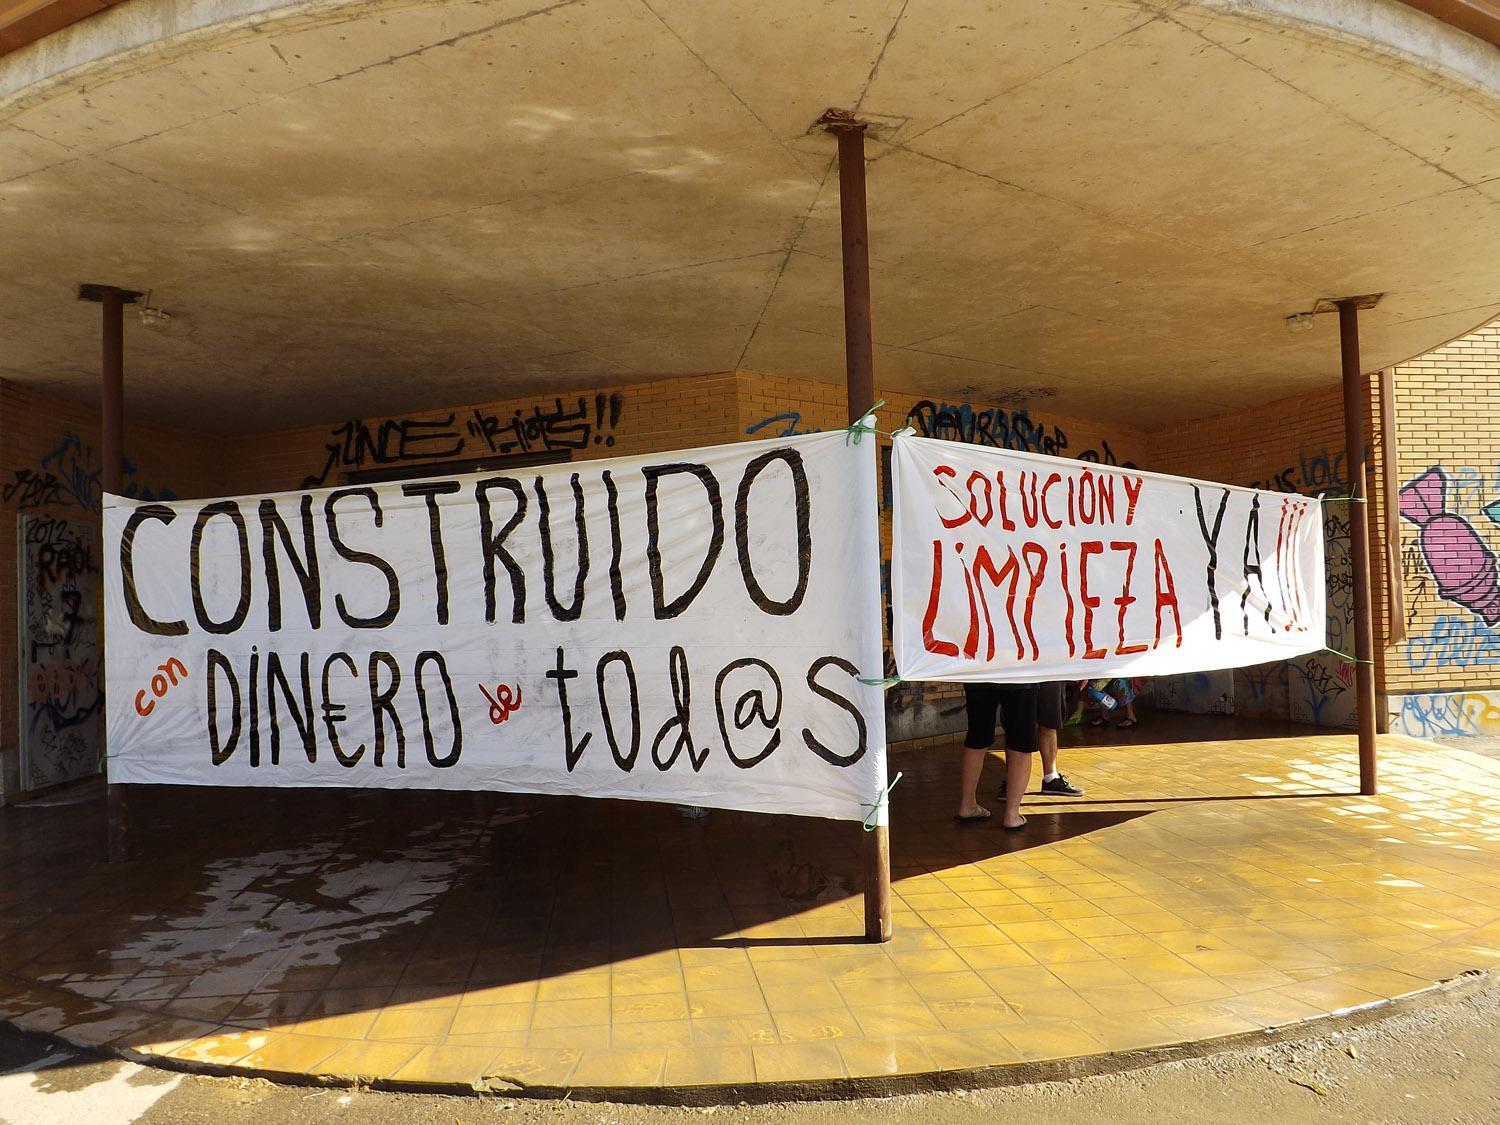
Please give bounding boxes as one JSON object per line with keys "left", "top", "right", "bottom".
{"left": 964, "top": 683, "right": 1039, "bottom": 753}
{"left": 1037, "top": 681, "right": 1065, "bottom": 731}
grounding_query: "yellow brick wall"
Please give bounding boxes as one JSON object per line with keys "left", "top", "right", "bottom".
{"left": 222, "top": 375, "right": 745, "bottom": 496}
{"left": 0, "top": 379, "right": 223, "bottom": 799}
{"left": 1387, "top": 324, "right": 1500, "bottom": 697}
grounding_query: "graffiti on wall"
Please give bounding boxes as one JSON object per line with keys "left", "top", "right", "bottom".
{"left": 746, "top": 413, "right": 821, "bottom": 438}
{"left": 301, "top": 394, "right": 626, "bottom": 488}
{"left": 1405, "top": 614, "right": 1500, "bottom": 671}
{"left": 3, "top": 433, "right": 177, "bottom": 513}
{"left": 1248, "top": 448, "right": 1354, "bottom": 499}
{"left": 1399, "top": 466, "right": 1500, "bottom": 627}
{"left": 902, "top": 399, "right": 1138, "bottom": 467}
{"left": 19, "top": 514, "right": 103, "bottom": 791}
{"left": 1237, "top": 661, "right": 1289, "bottom": 717}
{"left": 1289, "top": 503, "right": 1356, "bottom": 727}
{"left": 1155, "top": 670, "right": 1233, "bottom": 715}
{"left": 1389, "top": 691, "right": 1500, "bottom": 740}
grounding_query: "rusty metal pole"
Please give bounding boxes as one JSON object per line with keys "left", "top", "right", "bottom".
{"left": 823, "top": 110, "right": 891, "bottom": 943}
{"left": 1338, "top": 300, "right": 1379, "bottom": 795}
{"left": 81, "top": 284, "right": 136, "bottom": 860}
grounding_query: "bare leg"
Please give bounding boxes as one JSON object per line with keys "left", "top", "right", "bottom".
{"left": 1039, "top": 725, "right": 1059, "bottom": 778}
{"left": 958, "top": 746, "right": 990, "bottom": 818}
{"left": 1003, "top": 750, "right": 1032, "bottom": 828}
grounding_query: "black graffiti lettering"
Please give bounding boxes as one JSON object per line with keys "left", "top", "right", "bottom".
{"left": 476, "top": 477, "right": 527, "bottom": 624}
{"left": 259, "top": 496, "right": 322, "bottom": 632}
{"left": 1193, "top": 486, "right": 1230, "bottom": 640}
{"left": 536, "top": 473, "right": 589, "bottom": 621}
{"left": 120, "top": 505, "right": 188, "bottom": 636}
{"left": 644, "top": 463, "right": 724, "bottom": 619}
{"left": 301, "top": 415, "right": 465, "bottom": 488}
{"left": 802, "top": 655, "right": 867, "bottom": 767}
{"left": 735, "top": 449, "right": 812, "bottom": 615}
{"left": 595, "top": 650, "right": 641, "bottom": 771}
{"left": 325, "top": 489, "right": 400, "bottom": 629}
{"left": 652, "top": 645, "right": 706, "bottom": 771}
{"left": 414, "top": 651, "right": 462, "bottom": 768}
{"left": 206, "top": 648, "right": 242, "bottom": 765}
{"left": 267, "top": 650, "right": 316, "bottom": 765}
{"left": 547, "top": 646, "right": 590, "bottom": 771}
{"left": 321, "top": 652, "right": 361, "bottom": 767}
{"left": 715, "top": 657, "right": 783, "bottom": 769}
{"left": 190, "top": 501, "right": 253, "bottom": 635}
{"left": 401, "top": 480, "right": 461, "bottom": 625}
{"left": 367, "top": 650, "right": 405, "bottom": 767}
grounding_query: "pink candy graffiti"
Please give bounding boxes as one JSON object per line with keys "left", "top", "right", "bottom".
{"left": 1399, "top": 467, "right": 1500, "bottom": 627}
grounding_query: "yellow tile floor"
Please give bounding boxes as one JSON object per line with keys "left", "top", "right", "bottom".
{"left": 1, "top": 719, "right": 1498, "bottom": 1094}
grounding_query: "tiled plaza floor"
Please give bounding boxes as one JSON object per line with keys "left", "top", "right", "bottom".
{"left": 1, "top": 717, "right": 1498, "bottom": 1096}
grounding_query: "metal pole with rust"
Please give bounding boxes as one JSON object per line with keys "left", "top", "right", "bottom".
{"left": 821, "top": 109, "right": 892, "bottom": 943}
{"left": 1338, "top": 298, "right": 1379, "bottom": 795}
{"left": 80, "top": 282, "right": 140, "bottom": 861}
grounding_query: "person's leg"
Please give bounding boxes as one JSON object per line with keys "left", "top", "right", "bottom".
{"left": 1003, "top": 749, "right": 1031, "bottom": 827}
{"left": 958, "top": 684, "right": 999, "bottom": 819}
{"left": 1037, "top": 683, "right": 1064, "bottom": 777}
{"left": 959, "top": 746, "right": 990, "bottom": 818}
{"left": 1039, "top": 724, "right": 1059, "bottom": 777}
{"left": 997, "top": 684, "right": 1039, "bottom": 829}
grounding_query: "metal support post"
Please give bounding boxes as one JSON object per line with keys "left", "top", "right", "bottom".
{"left": 1337, "top": 299, "right": 1379, "bottom": 795}
{"left": 80, "top": 283, "right": 141, "bottom": 861}
{"left": 822, "top": 109, "right": 892, "bottom": 944}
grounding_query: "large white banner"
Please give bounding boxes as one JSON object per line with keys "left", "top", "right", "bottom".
{"left": 892, "top": 434, "right": 1325, "bottom": 682}
{"left": 103, "top": 430, "right": 887, "bottom": 823}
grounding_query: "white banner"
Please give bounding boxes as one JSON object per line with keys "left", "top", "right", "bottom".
{"left": 892, "top": 434, "right": 1325, "bottom": 682}
{"left": 104, "top": 430, "right": 888, "bottom": 823}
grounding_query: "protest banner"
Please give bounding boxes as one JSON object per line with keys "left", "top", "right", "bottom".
{"left": 103, "top": 430, "right": 888, "bottom": 823}
{"left": 891, "top": 433, "right": 1326, "bottom": 682}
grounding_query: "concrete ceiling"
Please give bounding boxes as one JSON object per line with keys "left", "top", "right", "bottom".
{"left": 1, "top": 0, "right": 1499, "bottom": 433}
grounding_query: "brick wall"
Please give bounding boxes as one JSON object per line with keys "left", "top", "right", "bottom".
{"left": 1387, "top": 324, "right": 1500, "bottom": 702}
{"left": 221, "top": 375, "right": 744, "bottom": 497}
{"left": 0, "top": 379, "right": 223, "bottom": 800}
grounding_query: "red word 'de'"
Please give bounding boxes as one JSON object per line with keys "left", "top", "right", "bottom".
{"left": 135, "top": 657, "right": 188, "bottom": 717}
{"left": 479, "top": 682, "right": 522, "bottom": 725}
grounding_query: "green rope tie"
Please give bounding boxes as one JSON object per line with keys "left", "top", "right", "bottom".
{"left": 845, "top": 399, "right": 914, "bottom": 445}
{"left": 858, "top": 675, "right": 902, "bottom": 689}
{"left": 862, "top": 771, "right": 903, "bottom": 832}
{"left": 1321, "top": 648, "right": 1375, "bottom": 666}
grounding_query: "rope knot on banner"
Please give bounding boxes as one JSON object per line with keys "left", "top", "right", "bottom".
{"left": 844, "top": 398, "right": 887, "bottom": 445}
{"left": 862, "top": 771, "right": 903, "bottom": 832}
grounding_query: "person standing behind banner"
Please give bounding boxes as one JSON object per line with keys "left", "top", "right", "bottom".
{"left": 956, "top": 682, "right": 1038, "bottom": 830}
{"left": 997, "top": 681, "right": 1084, "bottom": 800}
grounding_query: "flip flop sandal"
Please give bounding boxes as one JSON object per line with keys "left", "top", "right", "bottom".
{"left": 1089, "top": 717, "right": 1108, "bottom": 727}
{"left": 954, "top": 810, "right": 992, "bottom": 824}
{"left": 1117, "top": 719, "right": 1138, "bottom": 729}
{"left": 1002, "top": 817, "right": 1028, "bottom": 832}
